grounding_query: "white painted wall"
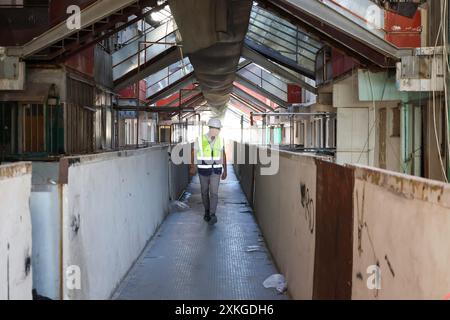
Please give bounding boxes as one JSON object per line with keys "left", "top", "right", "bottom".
{"left": 61, "top": 146, "right": 170, "bottom": 299}
{"left": 0, "top": 162, "right": 33, "bottom": 300}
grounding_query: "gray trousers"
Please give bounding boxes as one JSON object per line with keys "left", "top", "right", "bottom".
{"left": 199, "top": 173, "right": 221, "bottom": 215}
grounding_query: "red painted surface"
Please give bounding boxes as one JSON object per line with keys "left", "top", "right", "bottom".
{"left": 385, "top": 10, "right": 422, "bottom": 48}
{"left": 331, "top": 48, "right": 358, "bottom": 79}
{"left": 64, "top": 47, "right": 95, "bottom": 77}
{"left": 0, "top": 7, "right": 49, "bottom": 46}
{"left": 118, "top": 81, "right": 147, "bottom": 102}
{"left": 287, "top": 84, "right": 302, "bottom": 104}
{"left": 155, "top": 84, "right": 197, "bottom": 107}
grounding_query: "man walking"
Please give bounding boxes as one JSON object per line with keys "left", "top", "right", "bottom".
{"left": 190, "top": 118, "right": 227, "bottom": 225}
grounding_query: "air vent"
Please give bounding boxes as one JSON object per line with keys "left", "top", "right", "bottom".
{"left": 396, "top": 47, "right": 445, "bottom": 92}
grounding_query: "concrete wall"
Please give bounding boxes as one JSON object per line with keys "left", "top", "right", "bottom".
{"left": 60, "top": 146, "right": 171, "bottom": 299}
{"left": 234, "top": 142, "right": 321, "bottom": 299}
{"left": 0, "top": 162, "right": 33, "bottom": 300}
{"left": 234, "top": 141, "right": 450, "bottom": 300}
{"left": 350, "top": 165, "right": 450, "bottom": 300}
{"left": 255, "top": 151, "right": 319, "bottom": 300}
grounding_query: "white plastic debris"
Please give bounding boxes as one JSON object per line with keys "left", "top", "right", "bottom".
{"left": 263, "top": 274, "right": 288, "bottom": 294}
{"left": 246, "top": 245, "right": 262, "bottom": 252}
{"left": 169, "top": 200, "right": 190, "bottom": 212}
{"left": 180, "top": 191, "right": 192, "bottom": 202}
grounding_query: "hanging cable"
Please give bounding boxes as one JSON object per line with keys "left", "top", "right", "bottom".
{"left": 431, "top": 0, "right": 449, "bottom": 182}
{"left": 441, "top": 0, "right": 450, "bottom": 180}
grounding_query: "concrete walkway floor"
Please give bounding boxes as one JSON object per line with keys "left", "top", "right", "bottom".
{"left": 113, "top": 166, "right": 289, "bottom": 300}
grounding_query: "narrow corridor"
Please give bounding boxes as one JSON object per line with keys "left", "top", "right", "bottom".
{"left": 113, "top": 166, "right": 289, "bottom": 300}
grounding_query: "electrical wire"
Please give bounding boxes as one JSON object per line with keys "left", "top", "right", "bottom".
{"left": 441, "top": 0, "right": 450, "bottom": 180}
{"left": 431, "top": 0, "right": 449, "bottom": 182}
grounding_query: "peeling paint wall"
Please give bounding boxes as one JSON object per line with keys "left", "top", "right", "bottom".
{"left": 0, "top": 162, "right": 33, "bottom": 300}
{"left": 61, "top": 146, "right": 171, "bottom": 299}
{"left": 350, "top": 165, "right": 450, "bottom": 300}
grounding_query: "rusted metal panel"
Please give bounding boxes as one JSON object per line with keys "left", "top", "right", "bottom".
{"left": 58, "top": 156, "right": 80, "bottom": 184}
{"left": 313, "top": 159, "right": 354, "bottom": 300}
{"left": 287, "top": 84, "right": 302, "bottom": 104}
{"left": 64, "top": 47, "right": 95, "bottom": 78}
{"left": 332, "top": 48, "right": 358, "bottom": 79}
{"left": 117, "top": 81, "right": 146, "bottom": 102}
{"left": 385, "top": 10, "right": 422, "bottom": 48}
{"left": 94, "top": 45, "right": 114, "bottom": 89}
{"left": 65, "top": 76, "right": 95, "bottom": 154}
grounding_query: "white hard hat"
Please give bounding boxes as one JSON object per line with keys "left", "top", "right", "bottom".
{"left": 208, "top": 118, "right": 222, "bottom": 129}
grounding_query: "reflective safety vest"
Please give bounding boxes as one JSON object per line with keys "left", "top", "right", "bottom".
{"left": 196, "top": 134, "right": 224, "bottom": 169}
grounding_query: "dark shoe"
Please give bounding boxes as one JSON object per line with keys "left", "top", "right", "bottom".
{"left": 208, "top": 214, "right": 218, "bottom": 225}
{"left": 204, "top": 212, "right": 211, "bottom": 222}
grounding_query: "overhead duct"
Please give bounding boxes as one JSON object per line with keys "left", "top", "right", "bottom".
{"left": 168, "top": 0, "right": 253, "bottom": 112}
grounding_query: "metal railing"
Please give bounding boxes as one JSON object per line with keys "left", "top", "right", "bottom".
{"left": 238, "top": 63, "right": 289, "bottom": 101}
{"left": 146, "top": 58, "right": 194, "bottom": 98}
{"left": 112, "top": 17, "right": 178, "bottom": 81}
